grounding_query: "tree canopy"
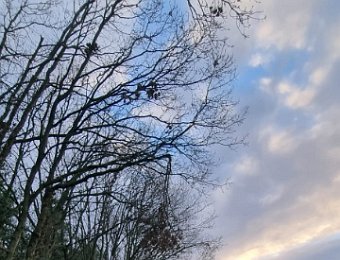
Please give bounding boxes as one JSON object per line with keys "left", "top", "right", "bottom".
{"left": 0, "top": 0, "right": 258, "bottom": 259}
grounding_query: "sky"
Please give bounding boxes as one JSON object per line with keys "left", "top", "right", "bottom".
{"left": 213, "top": 0, "right": 340, "bottom": 259}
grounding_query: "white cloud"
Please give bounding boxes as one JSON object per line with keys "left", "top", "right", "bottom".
{"left": 308, "top": 106, "right": 340, "bottom": 139}
{"left": 327, "top": 26, "right": 340, "bottom": 63}
{"left": 234, "top": 155, "right": 258, "bottom": 176}
{"left": 249, "top": 53, "right": 271, "bottom": 67}
{"left": 277, "top": 82, "right": 316, "bottom": 109}
{"left": 309, "top": 67, "right": 328, "bottom": 86}
{"left": 214, "top": 1, "right": 340, "bottom": 260}
{"left": 258, "top": 77, "right": 275, "bottom": 96}
{"left": 218, "top": 184, "right": 340, "bottom": 260}
{"left": 262, "top": 128, "right": 297, "bottom": 154}
{"left": 255, "top": 1, "right": 315, "bottom": 50}
{"left": 259, "top": 187, "right": 283, "bottom": 206}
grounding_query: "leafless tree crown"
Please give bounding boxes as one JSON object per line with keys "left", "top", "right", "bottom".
{"left": 0, "top": 0, "right": 258, "bottom": 259}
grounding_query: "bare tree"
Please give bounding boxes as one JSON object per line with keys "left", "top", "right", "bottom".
{"left": 0, "top": 0, "right": 258, "bottom": 259}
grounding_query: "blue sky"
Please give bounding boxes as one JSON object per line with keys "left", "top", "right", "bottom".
{"left": 213, "top": 1, "right": 340, "bottom": 259}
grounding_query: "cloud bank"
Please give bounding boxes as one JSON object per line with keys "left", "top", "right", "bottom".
{"left": 215, "top": 1, "right": 340, "bottom": 259}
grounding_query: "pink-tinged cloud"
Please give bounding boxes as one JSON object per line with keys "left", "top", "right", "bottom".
{"left": 214, "top": 0, "right": 340, "bottom": 259}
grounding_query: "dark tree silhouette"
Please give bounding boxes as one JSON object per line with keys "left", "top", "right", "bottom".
{"left": 0, "top": 0, "right": 258, "bottom": 259}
